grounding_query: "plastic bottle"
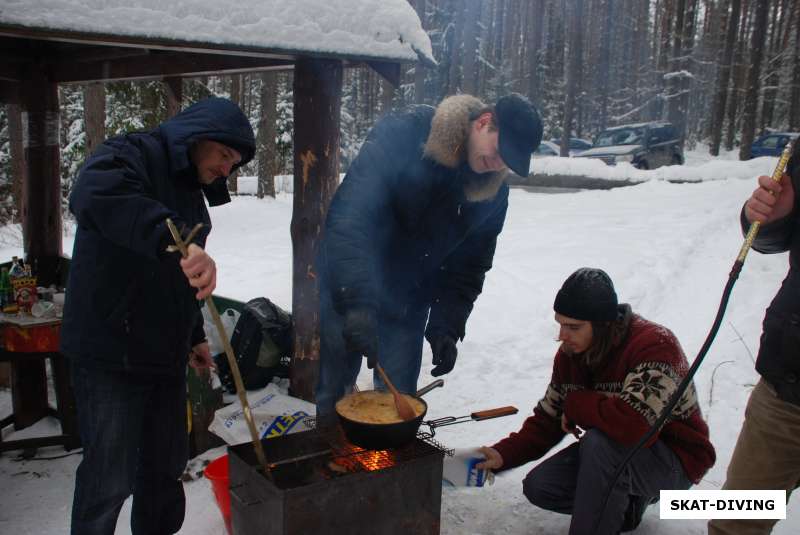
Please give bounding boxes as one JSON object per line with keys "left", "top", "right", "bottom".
{"left": 8, "top": 256, "right": 23, "bottom": 279}
{"left": 0, "top": 267, "right": 8, "bottom": 309}
{"left": 2, "top": 264, "right": 18, "bottom": 314}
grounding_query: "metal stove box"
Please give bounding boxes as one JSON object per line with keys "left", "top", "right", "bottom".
{"left": 228, "top": 428, "right": 445, "bottom": 535}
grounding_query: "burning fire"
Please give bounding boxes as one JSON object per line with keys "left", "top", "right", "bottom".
{"left": 330, "top": 447, "right": 398, "bottom": 474}
{"left": 356, "top": 448, "right": 397, "bottom": 471}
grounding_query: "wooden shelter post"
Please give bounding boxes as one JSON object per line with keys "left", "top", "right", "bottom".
{"left": 21, "top": 69, "right": 62, "bottom": 286}
{"left": 10, "top": 70, "right": 62, "bottom": 427}
{"left": 289, "top": 58, "right": 343, "bottom": 402}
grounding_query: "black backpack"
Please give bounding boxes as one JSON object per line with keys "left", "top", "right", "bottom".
{"left": 214, "top": 297, "right": 292, "bottom": 393}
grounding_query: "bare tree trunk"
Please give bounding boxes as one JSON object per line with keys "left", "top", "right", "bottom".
{"left": 7, "top": 103, "right": 25, "bottom": 223}
{"left": 447, "top": 1, "right": 465, "bottom": 94}
{"left": 164, "top": 77, "right": 182, "bottom": 118}
{"left": 656, "top": 0, "right": 674, "bottom": 119}
{"left": 598, "top": 0, "right": 615, "bottom": 128}
{"left": 759, "top": 0, "right": 781, "bottom": 131}
{"left": 83, "top": 82, "right": 106, "bottom": 157}
{"left": 739, "top": 0, "right": 769, "bottom": 160}
{"left": 413, "top": 0, "right": 428, "bottom": 103}
{"left": 561, "top": 0, "right": 584, "bottom": 156}
{"left": 507, "top": 0, "right": 523, "bottom": 92}
{"left": 790, "top": 1, "right": 800, "bottom": 129}
{"left": 461, "top": 0, "right": 482, "bottom": 95}
{"left": 380, "top": 77, "right": 395, "bottom": 113}
{"left": 256, "top": 72, "right": 277, "bottom": 199}
{"left": 228, "top": 75, "right": 242, "bottom": 193}
{"left": 630, "top": 0, "right": 650, "bottom": 115}
{"left": 493, "top": 0, "right": 506, "bottom": 93}
{"left": 709, "top": 0, "right": 741, "bottom": 155}
{"left": 527, "top": 0, "right": 545, "bottom": 104}
{"left": 667, "top": 0, "right": 691, "bottom": 144}
{"left": 725, "top": 0, "right": 751, "bottom": 151}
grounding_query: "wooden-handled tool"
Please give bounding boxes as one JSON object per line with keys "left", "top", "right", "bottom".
{"left": 738, "top": 139, "right": 795, "bottom": 262}
{"left": 375, "top": 363, "right": 417, "bottom": 421}
{"left": 426, "top": 406, "right": 519, "bottom": 429}
{"left": 470, "top": 406, "right": 519, "bottom": 421}
{"left": 166, "top": 218, "right": 269, "bottom": 474}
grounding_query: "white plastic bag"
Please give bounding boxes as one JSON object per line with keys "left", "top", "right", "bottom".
{"left": 209, "top": 383, "right": 315, "bottom": 445}
{"left": 204, "top": 306, "right": 240, "bottom": 357}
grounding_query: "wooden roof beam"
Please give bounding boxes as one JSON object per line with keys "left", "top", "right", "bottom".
{"left": 52, "top": 50, "right": 294, "bottom": 84}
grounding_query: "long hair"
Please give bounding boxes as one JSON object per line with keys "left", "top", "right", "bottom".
{"left": 582, "top": 304, "right": 632, "bottom": 371}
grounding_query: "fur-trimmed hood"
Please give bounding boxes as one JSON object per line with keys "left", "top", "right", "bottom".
{"left": 423, "top": 94, "right": 508, "bottom": 202}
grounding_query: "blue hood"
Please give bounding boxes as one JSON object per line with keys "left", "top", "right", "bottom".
{"left": 159, "top": 96, "right": 256, "bottom": 206}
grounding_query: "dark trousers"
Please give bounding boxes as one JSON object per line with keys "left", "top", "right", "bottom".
{"left": 315, "top": 289, "right": 429, "bottom": 416}
{"left": 70, "top": 363, "right": 188, "bottom": 535}
{"left": 522, "top": 429, "right": 691, "bottom": 535}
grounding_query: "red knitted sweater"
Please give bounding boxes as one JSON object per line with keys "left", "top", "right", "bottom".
{"left": 492, "top": 314, "right": 715, "bottom": 483}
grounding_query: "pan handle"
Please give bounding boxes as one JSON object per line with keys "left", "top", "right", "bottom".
{"left": 470, "top": 406, "right": 518, "bottom": 421}
{"left": 415, "top": 379, "right": 444, "bottom": 397}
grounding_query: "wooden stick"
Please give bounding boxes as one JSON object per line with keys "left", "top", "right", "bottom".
{"left": 165, "top": 218, "right": 269, "bottom": 474}
{"left": 737, "top": 139, "right": 795, "bottom": 262}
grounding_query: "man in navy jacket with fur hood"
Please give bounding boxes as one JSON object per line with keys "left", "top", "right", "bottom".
{"left": 316, "top": 93, "right": 542, "bottom": 415}
{"left": 62, "top": 97, "right": 254, "bottom": 535}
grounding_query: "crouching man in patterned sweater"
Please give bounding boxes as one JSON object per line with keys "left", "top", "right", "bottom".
{"left": 476, "top": 268, "right": 716, "bottom": 534}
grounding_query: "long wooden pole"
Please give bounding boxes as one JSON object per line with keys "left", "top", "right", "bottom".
{"left": 165, "top": 219, "right": 268, "bottom": 473}
{"left": 737, "top": 140, "right": 796, "bottom": 261}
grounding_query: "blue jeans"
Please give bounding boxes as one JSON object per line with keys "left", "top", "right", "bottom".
{"left": 522, "top": 429, "right": 691, "bottom": 535}
{"left": 70, "top": 363, "right": 188, "bottom": 535}
{"left": 315, "top": 290, "right": 429, "bottom": 416}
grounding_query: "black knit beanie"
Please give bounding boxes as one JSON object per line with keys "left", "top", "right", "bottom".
{"left": 553, "top": 268, "right": 618, "bottom": 322}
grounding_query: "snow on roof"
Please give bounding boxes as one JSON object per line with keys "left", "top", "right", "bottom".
{"left": 0, "top": 0, "right": 435, "bottom": 64}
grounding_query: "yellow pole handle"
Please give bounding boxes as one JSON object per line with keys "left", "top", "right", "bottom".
{"left": 737, "top": 141, "right": 795, "bottom": 262}
{"left": 166, "top": 219, "right": 270, "bottom": 474}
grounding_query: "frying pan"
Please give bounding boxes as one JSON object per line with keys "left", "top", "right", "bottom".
{"left": 335, "top": 380, "right": 441, "bottom": 450}
{"left": 336, "top": 379, "right": 517, "bottom": 450}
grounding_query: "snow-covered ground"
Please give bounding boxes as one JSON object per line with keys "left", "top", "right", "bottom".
{"left": 1, "top": 149, "right": 798, "bottom": 534}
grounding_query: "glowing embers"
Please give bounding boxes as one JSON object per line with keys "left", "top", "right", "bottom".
{"left": 329, "top": 446, "right": 398, "bottom": 473}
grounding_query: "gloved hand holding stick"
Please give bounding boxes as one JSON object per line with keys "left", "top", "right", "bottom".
{"left": 166, "top": 218, "right": 269, "bottom": 474}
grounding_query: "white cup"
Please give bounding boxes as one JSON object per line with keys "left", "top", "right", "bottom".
{"left": 31, "top": 301, "right": 56, "bottom": 318}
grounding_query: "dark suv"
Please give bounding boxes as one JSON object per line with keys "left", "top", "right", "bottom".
{"left": 574, "top": 121, "right": 684, "bottom": 169}
{"left": 749, "top": 132, "right": 800, "bottom": 158}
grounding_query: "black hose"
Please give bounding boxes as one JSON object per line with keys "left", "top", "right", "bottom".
{"left": 593, "top": 260, "right": 743, "bottom": 531}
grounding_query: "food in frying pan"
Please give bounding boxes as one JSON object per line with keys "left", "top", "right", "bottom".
{"left": 336, "top": 391, "right": 425, "bottom": 424}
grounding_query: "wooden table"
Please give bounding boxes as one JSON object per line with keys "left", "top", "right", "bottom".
{"left": 0, "top": 312, "right": 80, "bottom": 453}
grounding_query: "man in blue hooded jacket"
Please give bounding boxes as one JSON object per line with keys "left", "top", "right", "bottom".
{"left": 61, "top": 97, "right": 255, "bottom": 535}
{"left": 316, "top": 93, "right": 542, "bottom": 415}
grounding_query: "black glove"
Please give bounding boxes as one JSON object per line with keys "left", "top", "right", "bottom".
{"left": 430, "top": 334, "right": 458, "bottom": 377}
{"left": 342, "top": 308, "right": 378, "bottom": 369}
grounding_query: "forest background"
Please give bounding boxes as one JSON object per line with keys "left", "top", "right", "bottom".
{"left": 0, "top": 0, "right": 798, "bottom": 224}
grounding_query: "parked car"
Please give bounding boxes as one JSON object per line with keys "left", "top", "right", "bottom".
{"left": 575, "top": 121, "right": 684, "bottom": 169}
{"left": 749, "top": 132, "right": 800, "bottom": 158}
{"left": 550, "top": 137, "right": 593, "bottom": 156}
{"left": 532, "top": 140, "right": 561, "bottom": 158}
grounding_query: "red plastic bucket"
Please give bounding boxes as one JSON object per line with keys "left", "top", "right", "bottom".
{"left": 204, "top": 454, "right": 232, "bottom": 535}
